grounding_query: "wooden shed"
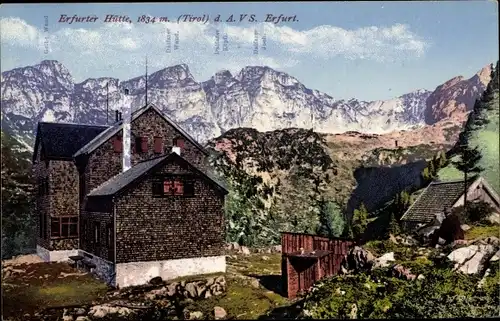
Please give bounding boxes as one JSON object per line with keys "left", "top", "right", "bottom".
{"left": 281, "top": 232, "right": 354, "bottom": 298}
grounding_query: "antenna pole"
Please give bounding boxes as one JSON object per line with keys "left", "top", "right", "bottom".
{"left": 106, "top": 82, "right": 109, "bottom": 125}
{"left": 145, "top": 56, "right": 148, "bottom": 105}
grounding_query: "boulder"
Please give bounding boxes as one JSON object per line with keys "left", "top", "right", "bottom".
{"left": 189, "top": 311, "right": 204, "bottom": 320}
{"left": 250, "top": 279, "right": 260, "bottom": 288}
{"left": 240, "top": 246, "right": 251, "bottom": 255}
{"left": 459, "top": 251, "right": 487, "bottom": 274}
{"left": 149, "top": 276, "right": 163, "bottom": 285}
{"left": 185, "top": 283, "right": 197, "bottom": 298}
{"left": 74, "top": 308, "right": 86, "bottom": 316}
{"left": 215, "top": 276, "right": 226, "bottom": 288}
{"left": 272, "top": 245, "right": 282, "bottom": 253}
{"left": 482, "top": 236, "right": 500, "bottom": 247}
{"left": 448, "top": 243, "right": 496, "bottom": 275}
{"left": 486, "top": 212, "right": 500, "bottom": 225}
{"left": 195, "top": 281, "right": 207, "bottom": 297}
{"left": 400, "top": 235, "right": 419, "bottom": 246}
{"left": 489, "top": 249, "right": 500, "bottom": 262}
{"left": 261, "top": 255, "right": 270, "bottom": 261}
{"left": 214, "top": 306, "right": 227, "bottom": 320}
{"left": 373, "top": 252, "right": 395, "bottom": 269}
{"left": 460, "top": 224, "right": 471, "bottom": 232}
{"left": 344, "top": 246, "right": 375, "bottom": 272}
{"left": 349, "top": 303, "right": 358, "bottom": 319}
{"left": 206, "top": 277, "right": 215, "bottom": 287}
{"left": 478, "top": 268, "right": 491, "bottom": 288}
{"left": 451, "top": 239, "right": 469, "bottom": 248}
{"left": 167, "top": 283, "right": 177, "bottom": 297}
{"left": 230, "top": 242, "right": 240, "bottom": 251}
{"left": 417, "top": 226, "right": 440, "bottom": 238}
{"left": 392, "top": 264, "right": 417, "bottom": 281}
{"left": 88, "top": 304, "right": 133, "bottom": 318}
{"left": 447, "top": 245, "right": 479, "bottom": 266}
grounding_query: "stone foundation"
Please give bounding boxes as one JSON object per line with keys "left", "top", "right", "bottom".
{"left": 36, "top": 245, "right": 78, "bottom": 262}
{"left": 36, "top": 245, "right": 50, "bottom": 262}
{"left": 78, "top": 250, "right": 116, "bottom": 287}
{"left": 116, "top": 256, "right": 226, "bottom": 288}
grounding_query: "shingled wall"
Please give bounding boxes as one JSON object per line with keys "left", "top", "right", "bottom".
{"left": 114, "top": 161, "right": 225, "bottom": 264}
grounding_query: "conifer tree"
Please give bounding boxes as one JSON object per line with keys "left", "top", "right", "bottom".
{"left": 352, "top": 203, "right": 369, "bottom": 238}
{"left": 452, "top": 145, "right": 483, "bottom": 210}
{"left": 386, "top": 212, "right": 401, "bottom": 237}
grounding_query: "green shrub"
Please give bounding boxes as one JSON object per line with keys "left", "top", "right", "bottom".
{"left": 452, "top": 201, "right": 496, "bottom": 224}
{"left": 302, "top": 266, "right": 500, "bottom": 319}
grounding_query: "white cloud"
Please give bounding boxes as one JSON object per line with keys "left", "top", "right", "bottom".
{"left": 0, "top": 17, "right": 429, "bottom": 81}
{"left": 0, "top": 17, "right": 43, "bottom": 48}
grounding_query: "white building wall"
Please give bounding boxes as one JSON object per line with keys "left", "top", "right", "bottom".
{"left": 36, "top": 245, "right": 78, "bottom": 262}
{"left": 115, "top": 255, "right": 226, "bottom": 288}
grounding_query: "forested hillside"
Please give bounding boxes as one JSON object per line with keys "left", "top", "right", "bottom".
{"left": 438, "top": 62, "right": 499, "bottom": 193}
{"left": 1, "top": 131, "right": 35, "bottom": 259}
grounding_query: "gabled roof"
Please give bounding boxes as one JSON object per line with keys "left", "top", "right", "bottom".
{"left": 73, "top": 103, "right": 208, "bottom": 157}
{"left": 33, "top": 122, "right": 109, "bottom": 162}
{"left": 400, "top": 176, "right": 479, "bottom": 223}
{"left": 87, "top": 152, "right": 228, "bottom": 197}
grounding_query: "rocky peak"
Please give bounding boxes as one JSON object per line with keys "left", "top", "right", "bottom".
{"left": 212, "top": 70, "right": 234, "bottom": 85}
{"left": 424, "top": 64, "right": 493, "bottom": 125}
{"left": 146, "top": 63, "right": 196, "bottom": 87}
{"left": 33, "top": 60, "right": 74, "bottom": 89}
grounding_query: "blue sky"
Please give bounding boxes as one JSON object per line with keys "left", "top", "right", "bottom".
{"left": 1, "top": 1, "right": 498, "bottom": 101}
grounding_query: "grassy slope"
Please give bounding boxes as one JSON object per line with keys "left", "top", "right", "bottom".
{"left": 2, "top": 262, "right": 109, "bottom": 318}
{"left": 438, "top": 85, "right": 499, "bottom": 192}
{"left": 3, "top": 254, "right": 290, "bottom": 320}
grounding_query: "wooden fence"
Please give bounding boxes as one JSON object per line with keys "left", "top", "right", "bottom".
{"left": 281, "top": 232, "right": 354, "bottom": 298}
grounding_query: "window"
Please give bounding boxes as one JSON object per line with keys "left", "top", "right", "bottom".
{"left": 113, "top": 136, "right": 122, "bottom": 152}
{"left": 135, "top": 137, "right": 148, "bottom": 153}
{"left": 163, "top": 179, "right": 184, "bottom": 195}
{"left": 38, "top": 178, "right": 49, "bottom": 196}
{"left": 43, "top": 214, "right": 48, "bottom": 239}
{"left": 79, "top": 173, "right": 86, "bottom": 203}
{"left": 173, "top": 137, "right": 185, "bottom": 149}
{"left": 153, "top": 177, "right": 194, "bottom": 197}
{"left": 154, "top": 137, "right": 163, "bottom": 154}
{"left": 106, "top": 223, "right": 112, "bottom": 247}
{"left": 39, "top": 212, "right": 44, "bottom": 238}
{"left": 50, "top": 217, "right": 78, "bottom": 238}
{"left": 94, "top": 222, "right": 101, "bottom": 244}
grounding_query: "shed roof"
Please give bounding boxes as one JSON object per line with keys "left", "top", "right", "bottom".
{"left": 74, "top": 103, "right": 208, "bottom": 157}
{"left": 33, "top": 122, "right": 109, "bottom": 161}
{"left": 400, "top": 177, "right": 478, "bottom": 223}
{"left": 88, "top": 152, "right": 228, "bottom": 197}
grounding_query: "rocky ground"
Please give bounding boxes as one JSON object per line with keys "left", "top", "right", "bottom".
{"left": 1, "top": 246, "right": 295, "bottom": 321}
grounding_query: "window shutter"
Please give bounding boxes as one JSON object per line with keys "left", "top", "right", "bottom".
{"left": 174, "top": 138, "right": 185, "bottom": 149}
{"left": 141, "top": 137, "right": 148, "bottom": 153}
{"left": 152, "top": 179, "right": 163, "bottom": 196}
{"left": 113, "top": 136, "right": 123, "bottom": 152}
{"left": 173, "top": 180, "right": 184, "bottom": 195}
{"left": 163, "top": 180, "right": 174, "bottom": 194}
{"left": 184, "top": 180, "right": 194, "bottom": 196}
{"left": 154, "top": 137, "right": 163, "bottom": 154}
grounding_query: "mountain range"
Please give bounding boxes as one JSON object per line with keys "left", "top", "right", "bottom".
{"left": 0, "top": 60, "right": 492, "bottom": 150}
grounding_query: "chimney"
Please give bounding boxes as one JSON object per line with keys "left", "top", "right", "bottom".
{"left": 115, "top": 110, "right": 119, "bottom": 122}
{"left": 122, "top": 88, "right": 132, "bottom": 172}
{"left": 172, "top": 146, "right": 181, "bottom": 156}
